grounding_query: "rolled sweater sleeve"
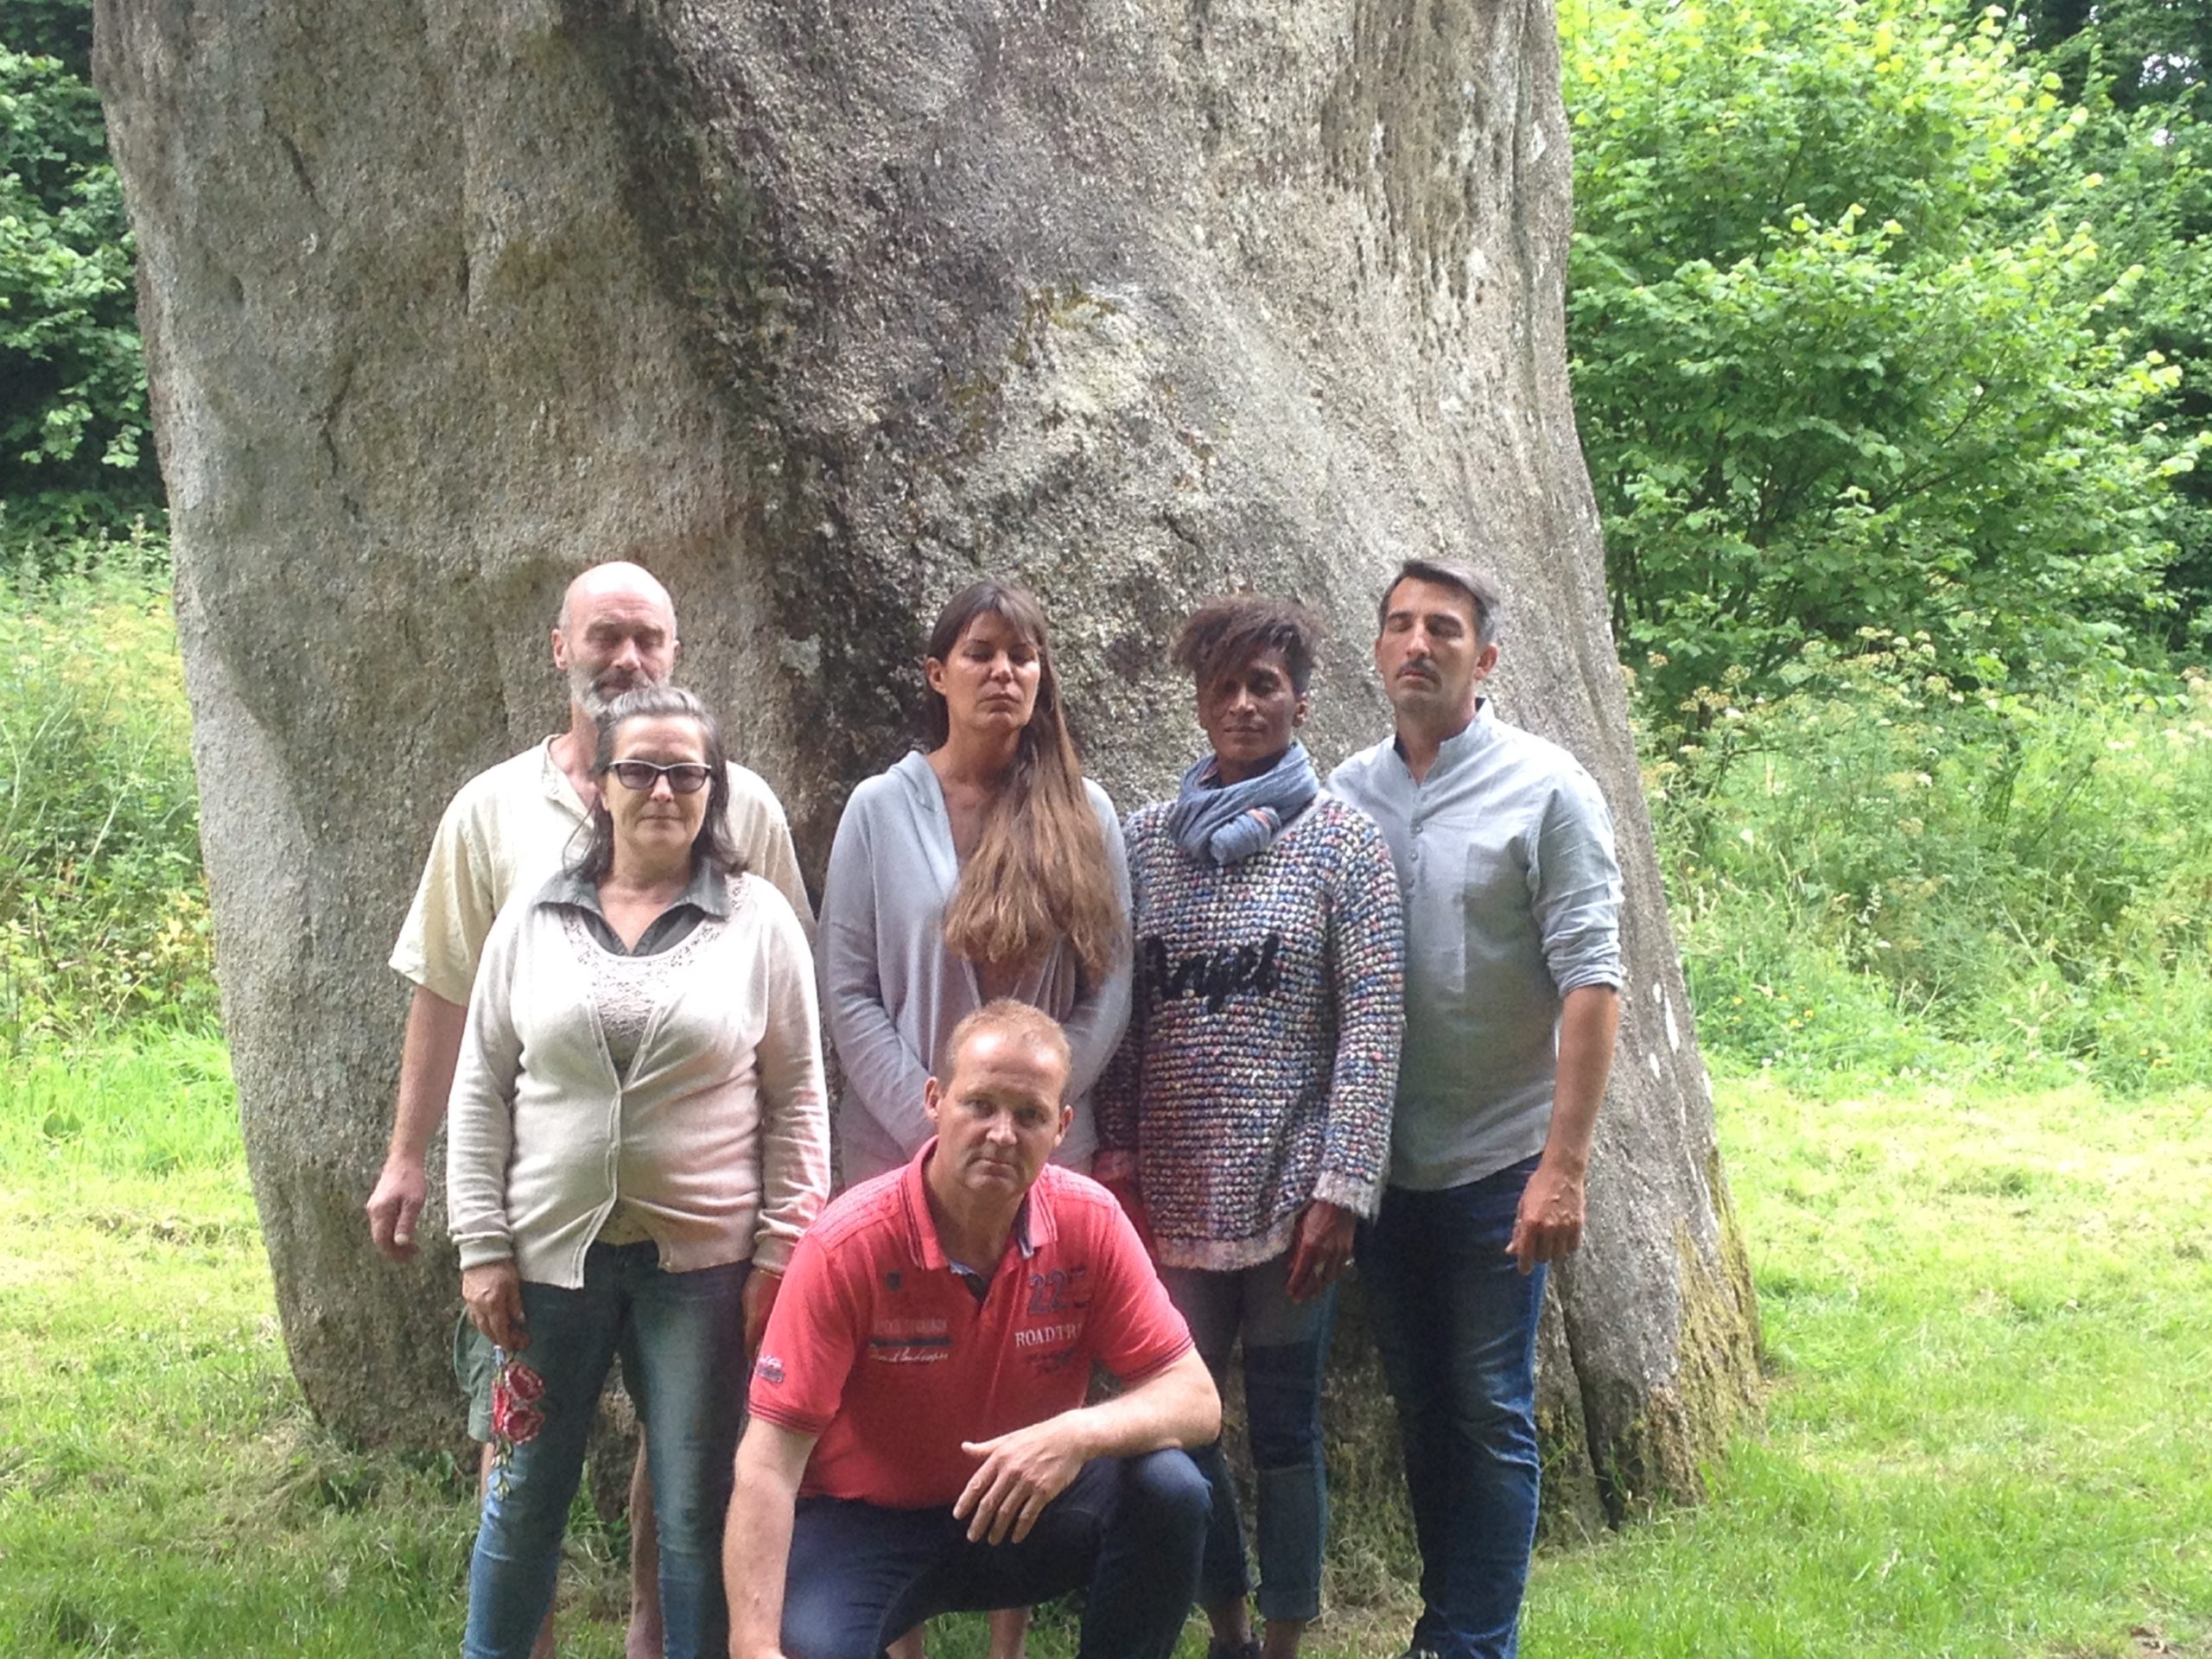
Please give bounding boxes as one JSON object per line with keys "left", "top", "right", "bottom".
{"left": 445, "top": 903, "right": 527, "bottom": 1269}
{"left": 817, "top": 788, "right": 933, "bottom": 1153}
{"left": 1313, "top": 815, "right": 1405, "bottom": 1219}
{"left": 1534, "top": 773, "right": 1625, "bottom": 995}
{"left": 750, "top": 887, "right": 831, "bottom": 1274}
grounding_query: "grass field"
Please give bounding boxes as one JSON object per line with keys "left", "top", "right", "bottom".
{"left": 3, "top": 1036, "right": 2207, "bottom": 1657}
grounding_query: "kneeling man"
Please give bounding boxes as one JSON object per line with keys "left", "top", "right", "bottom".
{"left": 723, "top": 1000, "right": 1219, "bottom": 1659}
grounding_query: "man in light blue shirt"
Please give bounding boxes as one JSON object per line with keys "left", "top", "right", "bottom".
{"left": 1330, "top": 558, "right": 1624, "bottom": 1659}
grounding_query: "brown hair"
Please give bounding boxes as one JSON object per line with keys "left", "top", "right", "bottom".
{"left": 569, "top": 686, "right": 747, "bottom": 883}
{"left": 925, "top": 580, "right": 1125, "bottom": 984}
{"left": 1171, "top": 595, "right": 1326, "bottom": 694}
{"left": 942, "top": 998, "right": 1075, "bottom": 1084}
{"left": 1377, "top": 556, "right": 1503, "bottom": 646}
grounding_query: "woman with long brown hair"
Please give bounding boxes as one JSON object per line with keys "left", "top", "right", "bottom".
{"left": 817, "top": 578, "right": 1131, "bottom": 1659}
{"left": 819, "top": 577, "right": 1131, "bottom": 1185}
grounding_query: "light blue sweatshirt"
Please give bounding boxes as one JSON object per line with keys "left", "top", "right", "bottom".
{"left": 817, "top": 750, "right": 1133, "bottom": 1181}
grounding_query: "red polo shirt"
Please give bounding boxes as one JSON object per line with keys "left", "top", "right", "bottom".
{"left": 747, "top": 1142, "right": 1194, "bottom": 1510}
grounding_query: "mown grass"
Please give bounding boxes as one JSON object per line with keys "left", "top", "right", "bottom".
{"left": 1526, "top": 1079, "right": 2212, "bottom": 1657}
{"left": 4, "top": 1038, "right": 2207, "bottom": 1656}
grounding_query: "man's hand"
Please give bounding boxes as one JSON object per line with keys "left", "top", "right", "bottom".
{"left": 1505, "top": 1157, "right": 1586, "bottom": 1274}
{"left": 1283, "top": 1198, "right": 1356, "bottom": 1302}
{"left": 954, "top": 1418, "right": 1088, "bottom": 1545}
{"left": 462, "top": 1261, "right": 528, "bottom": 1350}
{"left": 366, "top": 1153, "right": 429, "bottom": 1261}
{"left": 743, "top": 1268, "right": 782, "bottom": 1360}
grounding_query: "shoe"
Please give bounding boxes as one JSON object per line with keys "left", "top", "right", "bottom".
{"left": 1389, "top": 1649, "right": 1446, "bottom": 1659}
{"left": 1205, "top": 1641, "right": 1261, "bottom": 1659}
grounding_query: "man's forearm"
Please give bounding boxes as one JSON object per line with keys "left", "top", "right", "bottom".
{"left": 1543, "top": 983, "right": 1622, "bottom": 1173}
{"left": 1061, "top": 1346, "right": 1220, "bottom": 1461}
{"left": 390, "top": 985, "right": 467, "bottom": 1160}
{"left": 723, "top": 1428, "right": 810, "bottom": 1659}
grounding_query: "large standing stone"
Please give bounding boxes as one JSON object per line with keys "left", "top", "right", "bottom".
{"left": 96, "top": 0, "right": 1758, "bottom": 1520}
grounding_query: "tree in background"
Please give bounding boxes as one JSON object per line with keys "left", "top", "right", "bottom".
{"left": 2005, "top": 0, "right": 2212, "bottom": 650}
{"left": 1564, "top": 0, "right": 2207, "bottom": 738}
{"left": 1, "top": 0, "right": 162, "bottom": 563}
{"left": 2006, "top": 0, "right": 2207, "bottom": 108}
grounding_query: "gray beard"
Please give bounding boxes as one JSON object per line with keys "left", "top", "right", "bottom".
{"left": 569, "top": 664, "right": 645, "bottom": 719}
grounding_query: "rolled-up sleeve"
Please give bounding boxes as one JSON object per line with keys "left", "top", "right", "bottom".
{"left": 1531, "top": 774, "right": 1624, "bottom": 995}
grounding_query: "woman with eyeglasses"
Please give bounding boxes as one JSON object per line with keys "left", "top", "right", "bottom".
{"left": 447, "top": 683, "right": 830, "bottom": 1659}
{"left": 817, "top": 577, "right": 1132, "bottom": 1659}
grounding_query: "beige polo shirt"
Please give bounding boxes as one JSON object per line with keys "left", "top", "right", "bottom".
{"left": 391, "top": 738, "right": 812, "bottom": 1007}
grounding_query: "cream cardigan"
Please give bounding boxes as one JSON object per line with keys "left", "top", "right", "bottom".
{"left": 447, "top": 872, "right": 830, "bottom": 1287}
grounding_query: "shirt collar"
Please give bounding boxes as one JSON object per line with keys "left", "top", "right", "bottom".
{"left": 899, "top": 1138, "right": 1047, "bottom": 1271}
{"left": 539, "top": 736, "right": 588, "bottom": 817}
{"left": 1391, "top": 697, "right": 1497, "bottom": 781}
{"left": 537, "top": 861, "right": 732, "bottom": 920}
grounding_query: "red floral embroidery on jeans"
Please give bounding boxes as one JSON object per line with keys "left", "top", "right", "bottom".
{"left": 489, "top": 1354, "right": 548, "bottom": 1495}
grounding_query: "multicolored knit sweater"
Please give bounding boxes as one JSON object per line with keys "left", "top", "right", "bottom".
{"left": 1093, "top": 794, "right": 1405, "bottom": 1271}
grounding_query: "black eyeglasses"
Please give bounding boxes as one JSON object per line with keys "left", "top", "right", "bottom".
{"left": 606, "top": 760, "right": 714, "bottom": 794}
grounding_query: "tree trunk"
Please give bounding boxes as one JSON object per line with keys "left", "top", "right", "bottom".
{"left": 95, "top": 0, "right": 1759, "bottom": 1522}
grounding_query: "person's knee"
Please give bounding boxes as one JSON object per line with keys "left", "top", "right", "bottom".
{"left": 1121, "top": 1448, "right": 1211, "bottom": 1537}
{"left": 479, "top": 1464, "right": 575, "bottom": 1554}
{"left": 778, "top": 1590, "right": 884, "bottom": 1659}
{"left": 1242, "top": 1343, "right": 1325, "bottom": 1471}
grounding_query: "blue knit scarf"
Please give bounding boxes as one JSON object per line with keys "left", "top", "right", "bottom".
{"left": 1163, "top": 741, "right": 1319, "bottom": 866}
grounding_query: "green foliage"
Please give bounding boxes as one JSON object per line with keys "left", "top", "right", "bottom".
{"left": 2018, "top": 73, "right": 2212, "bottom": 649}
{"left": 0, "top": 0, "right": 93, "bottom": 75}
{"left": 1565, "top": 0, "right": 2205, "bottom": 725}
{"left": 0, "top": 11, "right": 166, "bottom": 566}
{"left": 0, "top": 553, "right": 213, "bottom": 1045}
{"left": 1648, "top": 640, "right": 2212, "bottom": 1091}
{"left": 2008, "top": 0, "right": 2208, "bottom": 109}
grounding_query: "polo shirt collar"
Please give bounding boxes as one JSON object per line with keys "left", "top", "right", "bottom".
{"left": 899, "top": 1138, "right": 1053, "bottom": 1271}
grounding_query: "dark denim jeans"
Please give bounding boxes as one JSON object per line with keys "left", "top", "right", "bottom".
{"left": 779, "top": 1450, "right": 1210, "bottom": 1659}
{"left": 462, "top": 1243, "right": 748, "bottom": 1659}
{"left": 1160, "top": 1256, "right": 1337, "bottom": 1623}
{"left": 1361, "top": 1157, "right": 1545, "bottom": 1659}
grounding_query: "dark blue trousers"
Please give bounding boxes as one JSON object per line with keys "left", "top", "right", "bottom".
{"left": 779, "top": 1449, "right": 1210, "bottom": 1659}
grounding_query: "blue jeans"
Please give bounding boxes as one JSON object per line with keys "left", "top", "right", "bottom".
{"left": 1160, "top": 1256, "right": 1336, "bottom": 1623}
{"left": 1361, "top": 1158, "right": 1545, "bottom": 1659}
{"left": 779, "top": 1450, "right": 1211, "bottom": 1659}
{"left": 463, "top": 1243, "right": 748, "bottom": 1659}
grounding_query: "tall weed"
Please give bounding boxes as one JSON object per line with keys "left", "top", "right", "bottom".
{"left": 1648, "top": 636, "right": 2212, "bottom": 1092}
{"left": 0, "top": 554, "right": 213, "bottom": 1045}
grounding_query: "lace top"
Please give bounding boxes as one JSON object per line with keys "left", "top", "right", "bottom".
{"left": 562, "top": 910, "right": 728, "bottom": 1243}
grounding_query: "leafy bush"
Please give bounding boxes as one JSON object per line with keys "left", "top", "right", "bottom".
{"left": 1565, "top": 0, "right": 2206, "bottom": 727}
{"left": 0, "top": 550, "right": 213, "bottom": 1044}
{"left": 1649, "top": 639, "right": 2212, "bottom": 1091}
{"left": 0, "top": 21, "right": 167, "bottom": 567}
